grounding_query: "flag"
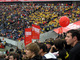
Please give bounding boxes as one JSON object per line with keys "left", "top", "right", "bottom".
{"left": 24, "top": 28, "right": 32, "bottom": 46}
{"left": 32, "top": 24, "right": 40, "bottom": 39}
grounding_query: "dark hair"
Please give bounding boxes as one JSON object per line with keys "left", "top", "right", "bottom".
{"left": 9, "top": 53, "right": 19, "bottom": 60}
{"left": 67, "top": 29, "right": 80, "bottom": 41}
{"left": 54, "top": 39, "right": 64, "bottom": 50}
{"left": 38, "top": 43, "right": 47, "bottom": 52}
{"left": 46, "top": 42, "right": 54, "bottom": 45}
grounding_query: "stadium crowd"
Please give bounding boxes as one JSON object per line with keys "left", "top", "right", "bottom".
{"left": 0, "top": 2, "right": 80, "bottom": 41}
{"left": 0, "top": 2, "right": 80, "bottom": 60}
{"left": 0, "top": 29, "right": 80, "bottom": 60}
{"left": 0, "top": 33, "right": 69, "bottom": 60}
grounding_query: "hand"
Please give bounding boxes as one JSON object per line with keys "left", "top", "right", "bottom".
{"left": 51, "top": 45, "right": 56, "bottom": 49}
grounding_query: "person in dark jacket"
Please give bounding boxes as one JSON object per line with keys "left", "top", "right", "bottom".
{"left": 50, "top": 39, "right": 69, "bottom": 60}
{"left": 38, "top": 43, "right": 57, "bottom": 60}
{"left": 25, "top": 43, "right": 42, "bottom": 60}
{"left": 65, "top": 29, "right": 80, "bottom": 60}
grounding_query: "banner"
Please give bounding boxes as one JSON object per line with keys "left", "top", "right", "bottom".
{"left": 54, "top": 21, "right": 80, "bottom": 34}
{"left": 24, "top": 28, "right": 32, "bottom": 46}
{"left": 58, "top": 27, "right": 63, "bottom": 34}
{"left": 32, "top": 24, "right": 40, "bottom": 39}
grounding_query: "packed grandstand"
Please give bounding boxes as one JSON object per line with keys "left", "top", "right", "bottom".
{"left": 0, "top": 2, "right": 80, "bottom": 41}
{"left": 0, "top": 1, "right": 80, "bottom": 60}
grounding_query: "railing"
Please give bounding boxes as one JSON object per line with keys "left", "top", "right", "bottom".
{"left": 0, "top": 30, "right": 58, "bottom": 49}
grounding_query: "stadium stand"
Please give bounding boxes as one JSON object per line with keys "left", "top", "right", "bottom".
{"left": 0, "top": 2, "right": 80, "bottom": 41}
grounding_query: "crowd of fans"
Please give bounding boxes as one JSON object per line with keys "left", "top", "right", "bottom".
{"left": 0, "top": 33, "right": 70, "bottom": 60}
{"left": 0, "top": 2, "right": 80, "bottom": 41}
{"left": 0, "top": 1, "right": 80, "bottom": 60}
{"left": 0, "top": 29, "right": 80, "bottom": 60}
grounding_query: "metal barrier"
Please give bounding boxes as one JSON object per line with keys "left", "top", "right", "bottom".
{"left": 0, "top": 30, "right": 58, "bottom": 49}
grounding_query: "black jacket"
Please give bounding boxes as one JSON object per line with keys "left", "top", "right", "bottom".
{"left": 28, "top": 55, "right": 57, "bottom": 60}
{"left": 57, "top": 49, "right": 69, "bottom": 60}
{"left": 69, "top": 42, "right": 80, "bottom": 60}
{"left": 28, "top": 55, "right": 42, "bottom": 60}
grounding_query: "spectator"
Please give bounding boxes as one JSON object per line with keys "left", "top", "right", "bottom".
{"left": 45, "top": 41, "right": 54, "bottom": 53}
{"left": 65, "top": 29, "right": 80, "bottom": 60}
{"left": 9, "top": 48, "right": 14, "bottom": 52}
{"left": 9, "top": 53, "right": 19, "bottom": 60}
{"left": 38, "top": 43, "right": 57, "bottom": 60}
{"left": 6, "top": 50, "right": 9, "bottom": 55}
{"left": 50, "top": 39, "right": 69, "bottom": 60}
{"left": 25, "top": 43, "right": 42, "bottom": 60}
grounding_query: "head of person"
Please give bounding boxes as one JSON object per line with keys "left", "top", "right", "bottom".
{"left": 65, "top": 29, "right": 80, "bottom": 47}
{"left": 9, "top": 53, "right": 19, "bottom": 60}
{"left": 25, "top": 43, "right": 40, "bottom": 59}
{"left": 46, "top": 42, "right": 52, "bottom": 49}
{"left": 45, "top": 40, "right": 54, "bottom": 49}
{"left": 54, "top": 39, "right": 64, "bottom": 50}
{"left": 38, "top": 43, "right": 47, "bottom": 56}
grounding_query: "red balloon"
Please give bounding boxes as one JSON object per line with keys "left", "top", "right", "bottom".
{"left": 59, "top": 16, "right": 70, "bottom": 27}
